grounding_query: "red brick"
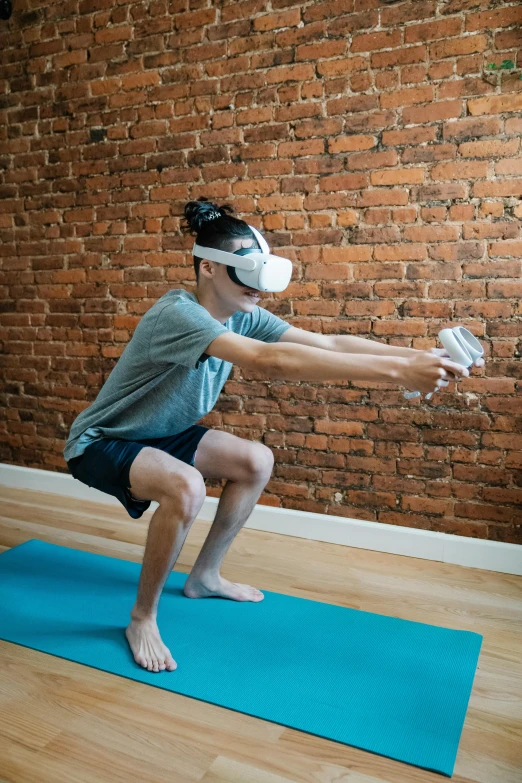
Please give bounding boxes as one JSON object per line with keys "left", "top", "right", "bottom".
{"left": 405, "top": 17, "right": 462, "bottom": 44}
{"left": 495, "top": 158, "right": 522, "bottom": 177}
{"left": 318, "top": 174, "right": 367, "bottom": 191}
{"left": 322, "top": 246, "right": 372, "bottom": 263}
{"left": 463, "top": 224, "right": 519, "bottom": 241}
{"left": 402, "top": 144, "right": 457, "bottom": 164}
{"left": 3, "top": 0, "right": 520, "bottom": 544}
{"left": 94, "top": 25, "right": 133, "bottom": 44}
{"left": 403, "top": 225, "right": 460, "bottom": 243}
{"left": 460, "top": 139, "right": 519, "bottom": 158}
{"left": 431, "top": 160, "right": 488, "bottom": 181}
{"left": 383, "top": 127, "right": 436, "bottom": 147}
{"left": 371, "top": 45, "right": 426, "bottom": 68}
{"left": 278, "top": 139, "right": 325, "bottom": 157}
{"left": 296, "top": 40, "right": 347, "bottom": 62}
{"left": 266, "top": 64, "right": 316, "bottom": 85}
{"left": 370, "top": 168, "right": 424, "bottom": 186}
{"left": 358, "top": 189, "right": 409, "bottom": 206}
{"left": 429, "top": 281, "right": 486, "bottom": 299}
{"left": 318, "top": 56, "right": 370, "bottom": 77}
{"left": 402, "top": 496, "right": 453, "bottom": 516}
{"left": 466, "top": 6, "right": 522, "bottom": 33}
{"left": 439, "top": 77, "right": 496, "bottom": 100}
{"left": 253, "top": 9, "right": 301, "bottom": 32}
{"left": 428, "top": 61, "right": 453, "bottom": 80}
{"left": 430, "top": 34, "right": 488, "bottom": 60}
{"left": 374, "top": 245, "right": 426, "bottom": 261}
{"left": 351, "top": 29, "right": 402, "bottom": 52}
{"left": 489, "top": 241, "right": 522, "bottom": 258}
{"left": 400, "top": 65, "right": 428, "bottom": 85}
{"left": 468, "top": 93, "right": 522, "bottom": 116}
{"left": 346, "top": 150, "right": 398, "bottom": 170}
{"left": 473, "top": 180, "right": 522, "bottom": 198}
{"left": 402, "top": 100, "right": 462, "bottom": 125}
{"left": 381, "top": 85, "right": 433, "bottom": 109}
{"left": 443, "top": 117, "right": 501, "bottom": 140}
{"left": 328, "top": 135, "right": 377, "bottom": 153}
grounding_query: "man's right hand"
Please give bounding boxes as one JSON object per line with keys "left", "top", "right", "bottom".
{"left": 402, "top": 351, "right": 469, "bottom": 394}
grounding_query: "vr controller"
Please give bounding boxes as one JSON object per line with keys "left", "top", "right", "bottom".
{"left": 404, "top": 326, "right": 484, "bottom": 401}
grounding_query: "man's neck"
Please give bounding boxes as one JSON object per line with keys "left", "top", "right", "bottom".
{"left": 193, "top": 287, "right": 233, "bottom": 324}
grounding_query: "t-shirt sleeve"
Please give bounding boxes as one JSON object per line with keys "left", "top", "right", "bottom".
{"left": 148, "top": 301, "right": 229, "bottom": 368}
{"left": 243, "top": 305, "right": 292, "bottom": 343}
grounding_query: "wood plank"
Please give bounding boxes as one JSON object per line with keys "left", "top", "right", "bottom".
{"left": 0, "top": 488, "right": 520, "bottom": 783}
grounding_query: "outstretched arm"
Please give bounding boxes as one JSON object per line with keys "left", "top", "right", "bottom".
{"left": 278, "top": 326, "right": 485, "bottom": 367}
{"left": 277, "top": 325, "right": 418, "bottom": 358}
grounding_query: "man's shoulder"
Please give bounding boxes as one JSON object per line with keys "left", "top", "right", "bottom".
{"left": 143, "top": 288, "right": 199, "bottom": 321}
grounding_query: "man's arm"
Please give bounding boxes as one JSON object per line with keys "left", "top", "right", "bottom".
{"left": 205, "top": 331, "right": 468, "bottom": 394}
{"left": 278, "top": 326, "right": 417, "bottom": 358}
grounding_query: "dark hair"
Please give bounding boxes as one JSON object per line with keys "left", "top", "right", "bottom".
{"left": 181, "top": 197, "right": 259, "bottom": 280}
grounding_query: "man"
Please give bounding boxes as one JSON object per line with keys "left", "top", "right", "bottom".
{"left": 64, "top": 198, "right": 476, "bottom": 673}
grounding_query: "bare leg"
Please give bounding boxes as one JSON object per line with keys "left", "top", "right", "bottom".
{"left": 183, "top": 477, "right": 266, "bottom": 601}
{"left": 126, "top": 499, "right": 191, "bottom": 673}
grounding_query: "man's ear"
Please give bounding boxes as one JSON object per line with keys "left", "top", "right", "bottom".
{"left": 198, "top": 259, "right": 216, "bottom": 280}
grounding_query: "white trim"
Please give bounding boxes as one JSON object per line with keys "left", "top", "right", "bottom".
{"left": 0, "top": 463, "right": 520, "bottom": 576}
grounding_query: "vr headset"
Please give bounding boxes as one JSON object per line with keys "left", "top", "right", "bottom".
{"left": 192, "top": 225, "right": 292, "bottom": 292}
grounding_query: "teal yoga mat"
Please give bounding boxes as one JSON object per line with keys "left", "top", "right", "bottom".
{"left": 0, "top": 540, "right": 482, "bottom": 776}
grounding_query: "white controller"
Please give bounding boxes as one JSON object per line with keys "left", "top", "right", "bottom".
{"left": 404, "top": 327, "right": 484, "bottom": 400}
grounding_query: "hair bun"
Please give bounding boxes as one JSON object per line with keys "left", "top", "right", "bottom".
{"left": 183, "top": 198, "right": 234, "bottom": 234}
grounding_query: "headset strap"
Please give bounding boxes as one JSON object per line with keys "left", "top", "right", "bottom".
{"left": 192, "top": 244, "right": 257, "bottom": 271}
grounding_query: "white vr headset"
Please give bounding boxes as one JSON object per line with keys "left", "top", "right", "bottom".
{"left": 193, "top": 225, "right": 292, "bottom": 292}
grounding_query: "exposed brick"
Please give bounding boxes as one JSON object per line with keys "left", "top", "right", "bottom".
{"left": 328, "top": 135, "right": 377, "bottom": 153}
{"left": 429, "top": 34, "right": 488, "bottom": 60}
{"left": 465, "top": 6, "right": 522, "bottom": 33}
{"left": 468, "top": 93, "right": 522, "bottom": 117}
{"left": 351, "top": 29, "right": 402, "bottom": 53}
{"left": 402, "top": 100, "right": 462, "bottom": 125}
{"left": 370, "top": 168, "right": 425, "bottom": 186}
{"left": 405, "top": 17, "right": 462, "bottom": 44}
{"left": 2, "top": 0, "right": 518, "bottom": 544}
{"left": 431, "top": 160, "right": 488, "bottom": 181}
{"left": 346, "top": 150, "right": 398, "bottom": 170}
{"left": 495, "top": 158, "right": 522, "bottom": 177}
{"left": 380, "top": 85, "right": 433, "bottom": 109}
{"left": 253, "top": 9, "right": 301, "bottom": 32}
{"left": 372, "top": 46, "right": 426, "bottom": 71}
{"left": 459, "top": 139, "right": 519, "bottom": 158}
{"left": 382, "top": 127, "right": 436, "bottom": 146}
{"left": 443, "top": 117, "right": 501, "bottom": 140}
{"left": 317, "top": 56, "right": 369, "bottom": 77}
{"left": 473, "top": 179, "right": 522, "bottom": 198}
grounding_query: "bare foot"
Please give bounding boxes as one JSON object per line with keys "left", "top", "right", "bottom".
{"left": 183, "top": 575, "right": 264, "bottom": 602}
{"left": 125, "top": 617, "right": 177, "bottom": 673}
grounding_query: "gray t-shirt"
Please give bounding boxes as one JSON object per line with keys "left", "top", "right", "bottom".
{"left": 63, "top": 289, "right": 291, "bottom": 461}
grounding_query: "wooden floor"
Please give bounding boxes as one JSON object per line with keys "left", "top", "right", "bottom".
{"left": 0, "top": 485, "right": 521, "bottom": 783}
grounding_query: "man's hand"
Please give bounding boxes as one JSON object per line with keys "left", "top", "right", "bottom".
{"left": 403, "top": 351, "right": 469, "bottom": 394}
{"left": 430, "top": 346, "right": 485, "bottom": 368}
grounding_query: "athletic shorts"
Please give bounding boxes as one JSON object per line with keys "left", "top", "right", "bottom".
{"left": 66, "top": 425, "right": 209, "bottom": 520}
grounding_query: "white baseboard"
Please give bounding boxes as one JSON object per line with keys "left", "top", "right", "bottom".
{"left": 0, "top": 462, "right": 520, "bottom": 576}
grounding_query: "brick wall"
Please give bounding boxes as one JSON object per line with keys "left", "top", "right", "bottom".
{"left": 1, "top": 0, "right": 521, "bottom": 542}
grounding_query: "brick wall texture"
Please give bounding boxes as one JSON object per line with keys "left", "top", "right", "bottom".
{"left": 1, "top": 0, "right": 521, "bottom": 542}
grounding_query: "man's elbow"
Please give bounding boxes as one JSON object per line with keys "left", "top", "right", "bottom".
{"left": 252, "top": 343, "right": 284, "bottom": 379}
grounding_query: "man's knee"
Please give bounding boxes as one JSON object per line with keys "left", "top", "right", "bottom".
{"left": 160, "top": 469, "right": 206, "bottom": 523}
{"left": 242, "top": 443, "right": 274, "bottom": 484}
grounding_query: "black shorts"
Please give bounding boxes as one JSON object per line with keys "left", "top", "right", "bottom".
{"left": 66, "top": 425, "right": 209, "bottom": 519}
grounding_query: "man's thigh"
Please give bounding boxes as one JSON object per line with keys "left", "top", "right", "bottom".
{"left": 193, "top": 430, "right": 274, "bottom": 483}
{"left": 128, "top": 446, "right": 203, "bottom": 503}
